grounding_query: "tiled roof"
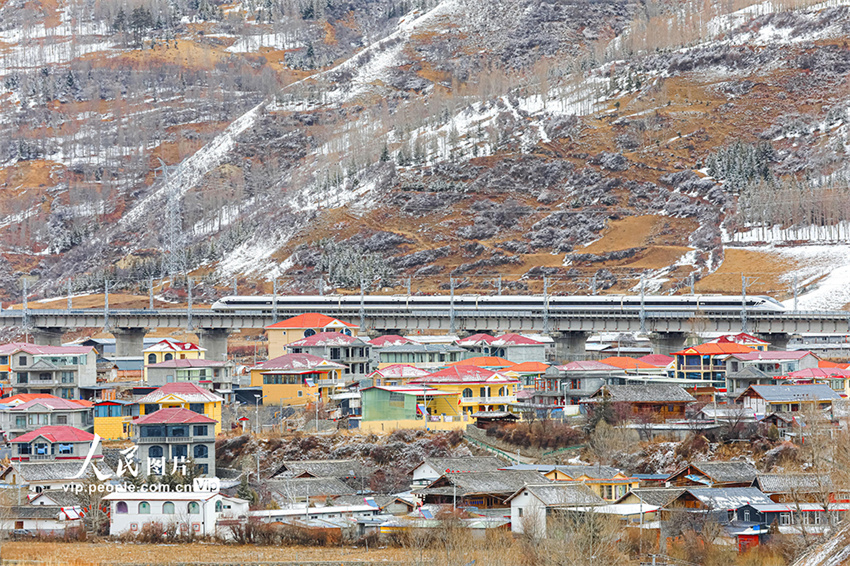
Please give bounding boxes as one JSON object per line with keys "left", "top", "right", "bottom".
{"left": 13, "top": 426, "right": 94, "bottom": 443}
{"left": 505, "top": 361, "right": 550, "bottom": 373}
{"left": 555, "top": 360, "right": 622, "bottom": 372}
{"left": 755, "top": 473, "right": 832, "bottom": 494}
{"left": 420, "top": 456, "right": 507, "bottom": 474}
{"left": 147, "top": 359, "right": 228, "bottom": 368}
{"left": 421, "top": 470, "right": 550, "bottom": 496}
{"left": 599, "top": 357, "right": 659, "bottom": 370}
{"left": 624, "top": 488, "right": 686, "bottom": 507}
{"left": 688, "top": 461, "right": 759, "bottom": 484}
{"left": 9, "top": 398, "right": 90, "bottom": 412}
{"left": 548, "top": 464, "right": 624, "bottom": 480}
{"left": 448, "top": 356, "right": 514, "bottom": 368}
{"left": 637, "top": 354, "right": 675, "bottom": 367}
{"left": 819, "top": 360, "right": 850, "bottom": 369}
{"left": 368, "top": 335, "right": 415, "bottom": 346}
{"left": 378, "top": 343, "right": 465, "bottom": 353}
{"left": 685, "top": 487, "right": 772, "bottom": 509}
{"left": 512, "top": 483, "right": 605, "bottom": 506}
{"left": 0, "top": 343, "right": 93, "bottom": 355}
{"left": 265, "top": 313, "right": 358, "bottom": 330}
{"left": 266, "top": 477, "right": 357, "bottom": 499}
{"left": 1, "top": 393, "right": 62, "bottom": 406}
{"left": 134, "top": 407, "right": 217, "bottom": 425}
{"left": 368, "top": 364, "right": 430, "bottom": 379}
{"left": 455, "top": 333, "right": 496, "bottom": 346}
{"left": 255, "top": 354, "right": 345, "bottom": 372}
{"left": 136, "top": 382, "right": 223, "bottom": 404}
{"left": 10, "top": 461, "right": 111, "bottom": 482}
{"left": 741, "top": 384, "right": 842, "bottom": 402}
{"left": 408, "top": 366, "right": 518, "bottom": 385}
{"left": 143, "top": 339, "right": 204, "bottom": 353}
{"left": 786, "top": 368, "right": 850, "bottom": 378}
{"left": 673, "top": 343, "right": 755, "bottom": 355}
{"left": 491, "top": 333, "right": 543, "bottom": 346}
{"left": 274, "top": 459, "right": 367, "bottom": 479}
{"left": 731, "top": 351, "right": 814, "bottom": 362}
{"left": 708, "top": 333, "right": 769, "bottom": 346}
{"left": 595, "top": 384, "right": 695, "bottom": 403}
{"left": 288, "top": 332, "right": 364, "bottom": 347}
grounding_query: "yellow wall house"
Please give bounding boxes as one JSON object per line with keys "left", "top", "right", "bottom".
{"left": 264, "top": 313, "right": 359, "bottom": 359}
{"left": 143, "top": 339, "right": 205, "bottom": 383}
{"left": 543, "top": 466, "right": 640, "bottom": 501}
{"left": 249, "top": 354, "right": 345, "bottom": 406}
{"left": 136, "top": 382, "right": 223, "bottom": 434}
{"left": 406, "top": 365, "right": 519, "bottom": 418}
{"left": 93, "top": 400, "right": 139, "bottom": 440}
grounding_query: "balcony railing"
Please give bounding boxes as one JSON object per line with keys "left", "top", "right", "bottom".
{"left": 461, "top": 396, "right": 517, "bottom": 405}
{"left": 135, "top": 435, "right": 214, "bottom": 443}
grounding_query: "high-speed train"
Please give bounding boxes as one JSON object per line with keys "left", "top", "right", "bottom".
{"left": 210, "top": 294, "right": 786, "bottom": 315}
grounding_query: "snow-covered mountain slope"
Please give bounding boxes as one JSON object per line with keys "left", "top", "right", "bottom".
{"left": 4, "top": 0, "right": 850, "bottom": 306}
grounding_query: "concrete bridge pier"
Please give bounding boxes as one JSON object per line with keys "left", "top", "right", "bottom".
{"left": 650, "top": 331, "right": 688, "bottom": 356}
{"left": 31, "top": 327, "right": 65, "bottom": 346}
{"left": 756, "top": 333, "right": 790, "bottom": 351}
{"left": 196, "top": 328, "right": 231, "bottom": 361}
{"left": 112, "top": 327, "right": 148, "bottom": 357}
{"left": 552, "top": 331, "right": 590, "bottom": 362}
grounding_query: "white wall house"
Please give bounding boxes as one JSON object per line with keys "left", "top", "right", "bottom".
{"left": 507, "top": 483, "right": 605, "bottom": 537}
{"left": 103, "top": 492, "right": 249, "bottom": 538}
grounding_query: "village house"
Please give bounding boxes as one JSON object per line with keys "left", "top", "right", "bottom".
{"left": 487, "top": 334, "right": 547, "bottom": 364}
{"left": 448, "top": 356, "right": 514, "bottom": 370}
{"left": 667, "top": 487, "right": 773, "bottom": 518}
{"left": 671, "top": 341, "right": 757, "bottom": 386}
{"left": 412, "top": 457, "right": 508, "bottom": 486}
{"left": 249, "top": 353, "right": 344, "bottom": 405}
{"left": 707, "top": 333, "right": 770, "bottom": 350}
{"left": 264, "top": 313, "right": 359, "bottom": 359}
{"left": 407, "top": 365, "right": 519, "bottom": 416}
{"left": 92, "top": 400, "right": 139, "bottom": 440}
{"left": 136, "top": 382, "right": 223, "bottom": 434}
{"left": 132, "top": 407, "right": 218, "bottom": 477}
{"left": 503, "top": 361, "right": 550, "bottom": 388}
{"left": 581, "top": 384, "right": 696, "bottom": 421}
{"left": 508, "top": 483, "right": 606, "bottom": 536}
{"left": 104, "top": 491, "right": 249, "bottom": 538}
{"left": 0, "top": 397, "right": 92, "bottom": 439}
{"left": 415, "top": 470, "right": 550, "bottom": 509}
{"left": 725, "top": 351, "right": 821, "bottom": 396}
{"left": 265, "top": 477, "right": 358, "bottom": 505}
{"left": 544, "top": 465, "right": 640, "bottom": 501}
{"left": 615, "top": 487, "right": 685, "bottom": 521}
{"left": 736, "top": 384, "right": 842, "bottom": 417}
{"left": 143, "top": 339, "right": 205, "bottom": 383}
{"left": 375, "top": 343, "right": 466, "bottom": 369}
{"left": 145, "top": 359, "right": 234, "bottom": 392}
{"left": 11, "top": 425, "right": 98, "bottom": 463}
{"left": 666, "top": 461, "right": 759, "bottom": 488}
{"left": 0, "top": 505, "right": 84, "bottom": 534}
{"left": 599, "top": 356, "right": 666, "bottom": 375}
{"left": 532, "top": 361, "right": 626, "bottom": 412}
{"left": 360, "top": 385, "right": 467, "bottom": 432}
{"left": 272, "top": 459, "right": 369, "bottom": 489}
{"left": 2, "top": 343, "right": 97, "bottom": 399}
{"left": 288, "top": 332, "right": 372, "bottom": 382}
{"left": 752, "top": 473, "right": 837, "bottom": 504}
{"left": 367, "top": 364, "right": 430, "bottom": 387}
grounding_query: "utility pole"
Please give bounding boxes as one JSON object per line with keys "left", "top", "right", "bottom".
{"left": 406, "top": 277, "right": 411, "bottom": 296}
{"left": 104, "top": 278, "right": 110, "bottom": 330}
{"left": 67, "top": 280, "right": 72, "bottom": 310}
{"left": 741, "top": 273, "right": 759, "bottom": 333}
{"left": 640, "top": 272, "right": 646, "bottom": 334}
{"left": 543, "top": 277, "right": 550, "bottom": 334}
{"left": 149, "top": 277, "right": 154, "bottom": 310}
{"left": 232, "top": 276, "right": 238, "bottom": 296}
{"left": 793, "top": 274, "right": 798, "bottom": 311}
{"left": 187, "top": 277, "right": 193, "bottom": 330}
{"left": 22, "top": 278, "right": 28, "bottom": 333}
{"left": 359, "top": 278, "right": 366, "bottom": 330}
{"left": 497, "top": 275, "right": 502, "bottom": 296}
{"left": 272, "top": 278, "right": 278, "bottom": 323}
{"left": 591, "top": 273, "right": 597, "bottom": 295}
{"left": 318, "top": 276, "right": 324, "bottom": 296}
{"left": 689, "top": 273, "right": 695, "bottom": 295}
{"left": 449, "top": 278, "right": 456, "bottom": 335}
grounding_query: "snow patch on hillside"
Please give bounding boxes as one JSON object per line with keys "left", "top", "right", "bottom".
{"left": 752, "top": 244, "right": 850, "bottom": 310}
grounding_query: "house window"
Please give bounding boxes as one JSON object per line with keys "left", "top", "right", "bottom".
{"left": 147, "top": 354, "right": 156, "bottom": 364}
{"left": 57, "top": 444, "right": 73, "bottom": 455}
{"left": 172, "top": 445, "right": 188, "bottom": 459}
{"left": 197, "top": 463, "right": 209, "bottom": 475}
{"left": 189, "top": 404, "right": 204, "bottom": 414}
{"left": 193, "top": 425, "right": 208, "bottom": 437}
{"left": 15, "top": 416, "right": 25, "bottom": 428}
{"left": 744, "top": 511, "right": 750, "bottom": 522}
{"left": 215, "top": 501, "right": 223, "bottom": 512}
{"left": 330, "top": 348, "right": 341, "bottom": 360}
{"left": 18, "top": 356, "right": 27, "bottom": 366}
{"left": 163, "top": 502, "right": 175, "bottom": 514}
{"left": 116, "top": 502, "right": 128, "bottom": 514}
{"left": 18, "top": 444, "right": 31, "bottom": 455}
{"left": 55, "top": 415, "right": 68, "bottom": 425}
{"left": 780, "top": 513, "right": 791, "bottom": 526}
{"left": 149, "top": 446, "right": 163, "bottom": 458}
{"left": 479, "top": 387, "right": 489, "bottom": 398}
{"left": 194, "top": 445, "right": 208, "bottom": 459}
{"left": 171, "top": 426, "right": 188, "bottom": 438}
{"left": 462, "top": 388, "right": 473, "bottom": 398}
{"left": 139, "top": 502, "right": 150, "bottom": 514}
{"left": 164, "top": 354, "right": 173, "bottom": 361}
{"left": 518, "top": 508, "right": 523, "bottom": 517}
{"left": 188, "top": 502, "right": 200, "bottom": 515}
{"left": 34, "top": 443, "right": 48, "bottom": 455}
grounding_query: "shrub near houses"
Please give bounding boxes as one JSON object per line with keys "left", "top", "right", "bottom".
{"left": 486, "top": 421, "right": 585, "bottom": 450}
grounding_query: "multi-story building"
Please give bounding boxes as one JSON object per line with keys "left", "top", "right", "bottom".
{"left": 376, "top": 343, "right": 466, "bottom": 370}
{"left": 11, "top": 425, "right": 100, "bottom": 463}
{"left": 367, "top": 364, "right": 430, "bottom": 387}
{"left": 249, "top": 353, "right": 345, "bottom": 405}
{"left": 670, "top": 342, "right": 756, "bottom": 387}
{"left": 1, "top": 344, "right": 97, "bottom": 399}
{"left": 93, "top": 400, "right": 139, "bottom": 440}
{"left": 132, "top": 407, "right": 217, "bottom": 477}
{"left": 407, "top": 365, "right": 519, "bottom": 416}
{"left": 265, "top": 313, "right": 359, "bottom": 359}
{"left": 145, "top": 359, "right": 234, "bottom": 392}
{"left": 531, "top": 361, "right": 626, "bottom": 410}
{"left": 288, "top": 332, "right": 372, "bottom": 383}
{"left": 143, "top": 339, "right": 205, "bottom": 383}
{"left": 135, "top": 383, "right": 223, "bottom": 435}
{"left": 0, "top": 397, "right": 92, "bottom": 439}
{"left": 725, "top": 351, "right": 820, "bottom": 396}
